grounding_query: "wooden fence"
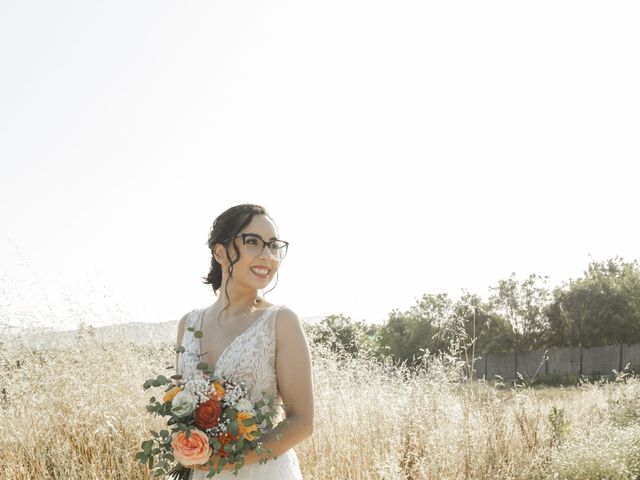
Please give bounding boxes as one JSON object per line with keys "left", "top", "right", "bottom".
{"left": 473, "top": 343, "right": 640, "bottom": 381}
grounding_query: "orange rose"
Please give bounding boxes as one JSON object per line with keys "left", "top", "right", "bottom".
{"left": 195, "top": 396, "right": 222, "bottom": 430}
{"left": 171, "top": 429, "right": 212, "bottom": 466}
{"left": 212, "top": 381, "right": 225, "bottom": 399}
{"left": 216, "top": 432, "right": 238, "bottom": 458}
{"left": 163, "top": 386, "right": 183, "bottom": 403}
{"left": 237, "top": 411, "right": 258, "bottom": 441}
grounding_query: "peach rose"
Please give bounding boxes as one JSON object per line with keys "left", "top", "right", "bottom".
{"left": 237, "top": 411, "right": 258, "bottom": 441}
{"left": 163, "top": 386, "right": 183, "bottom": 403}
{"left": 171, "top": 429, "right": 212, "bottom": 466}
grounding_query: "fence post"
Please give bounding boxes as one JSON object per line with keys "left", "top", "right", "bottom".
{"left": 545, "top": 351, "right": 549, "bottom": 375}
{"left": 579, "top": 345, "right": 583, "bottom": 377}
{"left": 484, "top": 353, "right": 488, "bottom": 380}
{"left": 619, "top": 344, "right": 624, "bottom": 372}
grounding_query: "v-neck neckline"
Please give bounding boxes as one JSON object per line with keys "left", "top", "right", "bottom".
{"left": 197, "top": 305, "right": 276, "bottom": 372}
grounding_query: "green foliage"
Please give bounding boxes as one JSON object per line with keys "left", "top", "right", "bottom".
{"left": 452, "top": 291, "right": 514, "bottom": 354}
{"left": 548, "top": 406, "right": 570, "bottom": 446}
{"left": 529, "top": 373, "right": 580, "bottom": 387}
{"left": 546, "top": 257, "right": 640, "bottom": 347}
{"left": 306, "top": 256, "right": 640, "bottom": 368}
{"left": 305, "top": 314, "right": 378, "bottom": 358}
{"left": 376, "top": 293, "right": 453, "bottom": 366}
{"left": 489, "top": 273, "right": 551, "bottom": 352}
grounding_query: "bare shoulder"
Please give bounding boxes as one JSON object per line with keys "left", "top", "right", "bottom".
{"left": 274, "top": 306, "right": 308, "bottom": 343}
{"left": 274, "top": 305, "right": 301, "bottom": 328}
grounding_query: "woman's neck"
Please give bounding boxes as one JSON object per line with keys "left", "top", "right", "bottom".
{"left": 214, "top": 286, "right": 263, "bottom": 317}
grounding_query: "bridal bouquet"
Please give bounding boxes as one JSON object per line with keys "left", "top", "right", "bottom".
{"left": 136, "top": 370, "right": 278, "bottom": 479}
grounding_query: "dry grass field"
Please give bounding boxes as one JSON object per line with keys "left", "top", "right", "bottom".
{"left": 1, "top": 325, "right": 639, "bottom": 480}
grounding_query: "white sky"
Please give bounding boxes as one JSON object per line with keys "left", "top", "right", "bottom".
{"left": 1, "top": 1, "right": 639, "bottom": 331}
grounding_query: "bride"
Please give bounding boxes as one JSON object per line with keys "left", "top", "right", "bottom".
{"left": 175, "top": 204, "right": 314, "bottom": 479}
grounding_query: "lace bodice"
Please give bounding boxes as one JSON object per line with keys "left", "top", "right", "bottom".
{"left": 177, "top": 304, "right": 286, "bottom": 424}
{"left": 176, "top": 304, "right": 303, "bottom": 479}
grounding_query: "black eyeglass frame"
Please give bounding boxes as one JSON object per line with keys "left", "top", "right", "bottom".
{"left": 225, "top": 233, "right": 289, "bottom": 259}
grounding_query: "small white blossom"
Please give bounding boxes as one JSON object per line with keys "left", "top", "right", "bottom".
{"left": 183, "top": 376, "right": 214, "bottom": 404}
{"left": 223, "top": 382, "right": 246, "bottom": 407}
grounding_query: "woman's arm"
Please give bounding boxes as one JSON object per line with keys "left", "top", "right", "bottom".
{"left": 242, "top": 306, "right": 315, "bottom": 464}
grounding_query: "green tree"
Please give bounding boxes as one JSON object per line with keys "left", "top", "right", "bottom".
{"left": 306, "top": 314, "right": 377, "bottom": 357}
{"left": 489, "top": 273, "right": 551, "bottom": 353}
{"left": 452, "top": 291, "right": 513, "bottom": 354}
{"left": 546, "top": 257, "right": 640, "bottom": 347}
{"left": 377, "top": 293, "right": 453, "bottom": 365}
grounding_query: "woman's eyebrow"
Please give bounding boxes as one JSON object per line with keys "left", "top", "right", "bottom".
{"left": 247, "top": 233, "right": 278, "bottom": 241}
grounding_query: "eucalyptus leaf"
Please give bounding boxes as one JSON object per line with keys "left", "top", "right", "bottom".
{"left": 242, "top": 417, "right": 257, "bottom": 426}
{"left": 142, "top": 440, "right": 153, "bottom": 454}
{"left": 228, "top": 420, "right": 239, "bottom": 436}
{"left": 194, "top": 330, "right": 203, "bottom": 338}
{"left": 175, "top": 345, "right": 185, "bottom": 353}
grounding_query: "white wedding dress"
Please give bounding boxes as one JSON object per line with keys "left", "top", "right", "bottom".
{"left": 177, "top": 304, "right": 304, "bottom": 480}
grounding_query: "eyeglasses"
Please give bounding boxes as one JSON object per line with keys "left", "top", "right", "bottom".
{"left": 227, "top": 233, "right": 289, "bottom": 260}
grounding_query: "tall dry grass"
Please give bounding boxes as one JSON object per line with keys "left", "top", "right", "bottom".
{"left": 1, "top": 325, "right": 639, "bottom": 480}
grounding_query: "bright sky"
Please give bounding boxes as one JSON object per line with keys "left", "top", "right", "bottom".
{"left": 1, "top": 1, "right": 639, "bottom": 331}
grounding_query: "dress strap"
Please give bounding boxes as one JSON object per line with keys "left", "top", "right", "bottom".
{"left": 177, "top": 309, "right": 202, "bottom": 378}
{"left": 181, "top": 309, "right": 200, "bottom": 353}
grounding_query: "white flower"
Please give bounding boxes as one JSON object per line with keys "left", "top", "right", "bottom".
{"left": 183, "top": 376, "right": 214, "bottom": 404}
{"left": 172, "top": 391, "right": 197, "bottom": 417}
{"left": 236, "top": 398, "right": 253, "bottom": 412}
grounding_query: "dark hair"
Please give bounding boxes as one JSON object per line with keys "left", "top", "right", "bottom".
{"left": 201, "top": 204, "right": 279, "bottom": 313}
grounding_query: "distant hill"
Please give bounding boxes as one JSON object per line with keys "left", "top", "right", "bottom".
{"left": 9, "top": 320, "right": 180, "bottom": 350}
{"left": 6, "top": 314, "right": 325, "bottom": 350}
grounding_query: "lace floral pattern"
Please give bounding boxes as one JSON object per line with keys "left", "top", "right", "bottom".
{"left": 177, "top": 305, "right": 303, "bottom": 480}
